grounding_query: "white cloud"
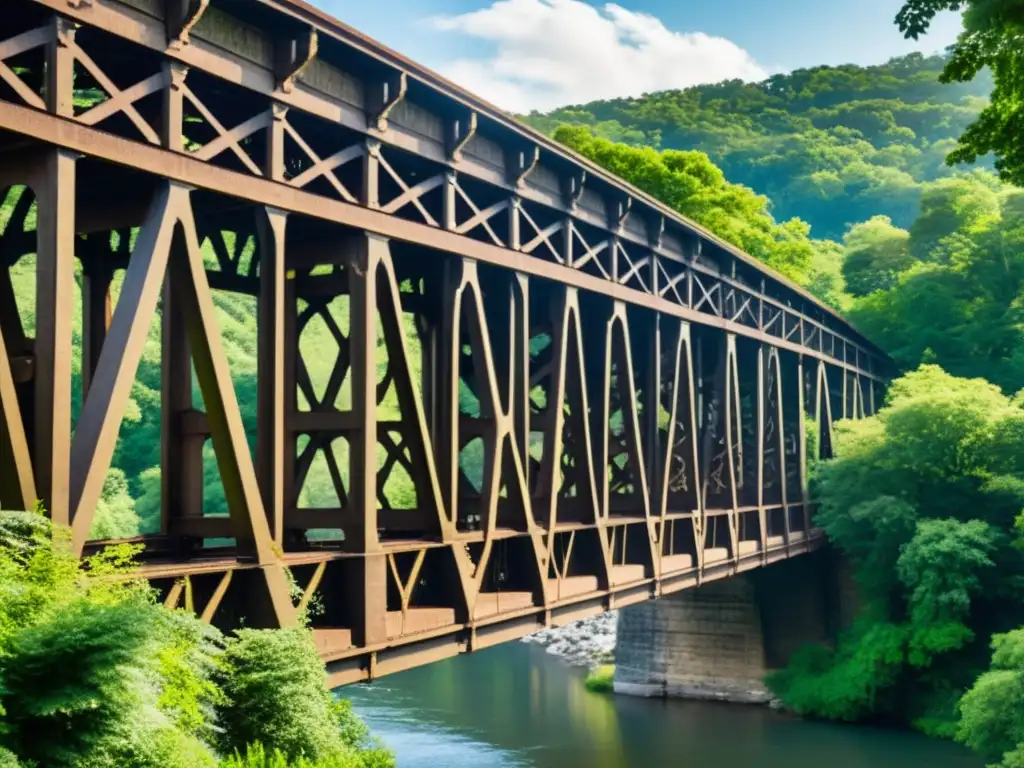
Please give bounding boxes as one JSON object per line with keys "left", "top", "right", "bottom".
{"left": 429, "top": 0, "right": 770, "bottom": 113}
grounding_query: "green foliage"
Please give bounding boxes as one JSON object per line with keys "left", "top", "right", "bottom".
{"left": 214, "top": 628, "right": 341, "bottom": 761}
{"left": 0, "top": 510, "right": 150, "bottom": 656}
{"left": 957, "top": 630, "right": 1024, "bottom": 767}
{"left": 0, "top": 512, "right": 392, "bottom": 767}
{"left": 769, "top": 366, "right": 1024, "bottom": 733}
{"left": 221, "top": 743, "right": 320, "bottom": 768}
{"left": 766, "top": 618, "right": 909, "bottom": 722}
{"left": 804, "top": 417, "right": 821, "bottom": 474}
{"left": 219, "top": 740, "right": 380, "bottom": 768}
{"left": 584, "top": 665, "right": 615, "bottom": 694}
{"left": 841, "top": 216, "right": 913, "bottom": 295}
{"left": 89, "top": 468, "right": 142, "bottom": 541}
{"left": 523, "top": 53, "right": 994, "bottom": 240}
{"left": 155, "top": 610, "right": 227, "bottom": 742}
{"left": 849, "top": 175, "right": 1024, "bottom": 393}
{"left": 899, "top": 519, "right": 996, "bottom": 667}
{"left": 897, "top": 0, "right": 1024, "bottom": 187}
{"left": 214, "top": 629, "right": 393, "bottom": 768}
{"left": 0, "top": 511, "right": 220, "bottom": 767}
{"left": 805, "top": 239, "right": 851, "bottom": 311}
{"left": 907, "top": 172, "right": 1002, "bottom": 260}
{"left": 0, "top": 599, "right": 162, "bottom": 764}
{"left": 527, "top": 57, "right": 1016, "bottom": 314}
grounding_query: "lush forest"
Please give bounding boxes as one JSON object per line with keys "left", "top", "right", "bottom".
{"left": 522, "top": 53, "right": 994, "bottom": 241}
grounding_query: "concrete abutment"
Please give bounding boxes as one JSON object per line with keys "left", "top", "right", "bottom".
{"left": 613, "top": 549, "right": 853, "bottom": 702}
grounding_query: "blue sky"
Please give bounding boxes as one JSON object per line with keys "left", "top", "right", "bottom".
{"left": 314, "top": 0, "right": 963, "bottom": 112}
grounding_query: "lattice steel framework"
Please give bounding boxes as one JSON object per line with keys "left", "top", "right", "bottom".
{"left": 0, "top": 0, "right": 889, "bottom": 685}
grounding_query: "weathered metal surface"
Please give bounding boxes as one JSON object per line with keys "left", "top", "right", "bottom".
{"left": 0, "top": 0, "right": 889, "bottom": 683}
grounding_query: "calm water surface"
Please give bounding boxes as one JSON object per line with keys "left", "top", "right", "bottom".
{"left": 344, "top": 643, "right": 980, "bottom": 768}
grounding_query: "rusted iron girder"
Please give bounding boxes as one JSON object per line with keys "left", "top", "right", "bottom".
{"left": 0, "top": 0, "right": 886, "bottom": 684}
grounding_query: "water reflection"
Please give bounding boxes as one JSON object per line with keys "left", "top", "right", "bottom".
{"left": 344, "top": 643, "right": 979, "bottom": 768}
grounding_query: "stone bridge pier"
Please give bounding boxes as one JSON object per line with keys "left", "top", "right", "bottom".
{"left": 613, "top": 548, "right": 855, "bottom": 702}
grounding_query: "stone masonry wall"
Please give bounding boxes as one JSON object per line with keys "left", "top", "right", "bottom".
{"left": 614, "top": 576, "right": 772, "bottom": 703}
{"left": 614, "top": 550, "right": 842, "bottom": 703}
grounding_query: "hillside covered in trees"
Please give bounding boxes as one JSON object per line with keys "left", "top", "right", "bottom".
{"left": 522, "top": 53, "right": 994, "bottom": 241}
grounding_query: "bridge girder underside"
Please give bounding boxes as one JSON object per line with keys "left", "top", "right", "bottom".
{"left": 0, "top": 0, "right": 885, "bottom": 685}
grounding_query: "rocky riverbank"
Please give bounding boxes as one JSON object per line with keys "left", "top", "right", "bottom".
{"left": 521, "top": 610, "right": 618, "bottom": 667}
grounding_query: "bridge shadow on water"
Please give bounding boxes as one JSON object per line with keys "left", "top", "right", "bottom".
{"left": 342, "top": 642, "right": 980, "bottom": 768}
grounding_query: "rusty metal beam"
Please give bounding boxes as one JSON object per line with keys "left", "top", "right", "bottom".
{"left": 0, "top": 305, "right": 35, "bottom": 511}
{"left": 69, "top": 184, "right": 180, "bottom": 550}
{"left": 20, "top": 0, "right": 887, "bottom": 357}
{"left": 32, "top": 148, "right": 76, "bottom": 525}
{"left": 257, "top": 208, "right": 288, "bottom": 546}
{"left": 0, "top": 101, "right": 882, "bottom": 382}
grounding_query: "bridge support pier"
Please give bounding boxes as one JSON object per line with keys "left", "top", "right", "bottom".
{"left": 613, "top": 549, "right": 848, "bottom": 702}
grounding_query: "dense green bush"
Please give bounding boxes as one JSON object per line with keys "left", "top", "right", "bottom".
{"left": 767, "top": 366, "right": 1024, "bottom": 734}
{"left": 956, "top": 629, "right": 1024, "bottom": 767}
{"left": 221, "top": 743, "right": 322, "bottom": 768}
{"left": 216, "top": 629, "right": 350, "bottom": 762}
{"left": 219, "top": 741, "right": 368, "bottom": 768}
{"left": 214, "top": 628, "right": 393, "bottom": 768}
{"left": 218, "top": 731, "right": 392, "bottom": 768}
{"left": 584, "top": 665, "right": 615, "bottom": 694}
{"left": 0, "top": 511, "right": 393, "bottom": 768}
{"left": 0, "top": 511, "right": 219, "bottom": 767}
{"left": 2, "top": 599, "right": 173, "bottom": 765}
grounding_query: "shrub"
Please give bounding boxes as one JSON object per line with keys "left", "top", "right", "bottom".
{"left": 220, "top": 742, "right": 319, "bottom": 768}
{"left": 214, "top": 628, "right": 353, "bottom": 762}
{"left": 0, "top": 510, "right": 393, "bottom": 768}
{"left": 585, "top": 665, "right": 615, "bottom": 693}
{"left": 0, "top": 511, "right": 222, "bottom": 767}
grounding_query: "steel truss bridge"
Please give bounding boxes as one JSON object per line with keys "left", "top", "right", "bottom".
{"left": 0, "top": 0, "right": 889, "bottom": 685}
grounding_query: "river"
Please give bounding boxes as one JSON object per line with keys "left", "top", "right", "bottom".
{"left": 343, "top": 642, "right": 980, "bottom": 768}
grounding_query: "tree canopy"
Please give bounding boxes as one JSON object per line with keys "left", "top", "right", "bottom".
{"left": 897, "top": 0, "right": 1024, "bottom": 187}
{"left": 767, "top": 366, "right": 1024, "bottom": 734}
{"left": 849, "top": 172, "right": 1024, "bottom": 392}
{"left": 522, "top": 53, "right": 994, "bottom": 240}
